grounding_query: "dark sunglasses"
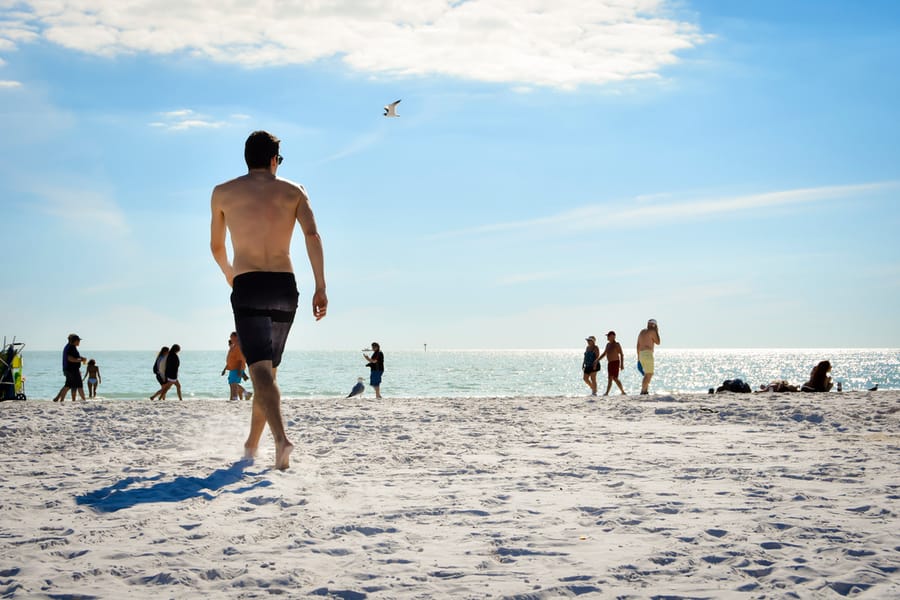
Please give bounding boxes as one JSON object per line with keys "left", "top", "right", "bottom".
{"left": 276, "top": 154, "right": 284, "bottom": 165}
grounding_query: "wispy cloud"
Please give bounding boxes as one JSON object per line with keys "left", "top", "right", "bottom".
{"left": 315, "top": 129, "right": 386, "bottom": 165}
{"left": 0, "top": 79, "right": 22, "bottom": 88}
{"left": 148, "top": 108, "right": 229, "bottom": 131}
{"left": 2, "top": 1, "right": 707, "bottom": 90}
{"left": 432, "top": 181, "right": 900, "bottom": 239}
{"left": 497, "top": 271, "right": 565, "bottom": 286}
{"left": 34, "top": 185, "right": 130, "bottom": 236}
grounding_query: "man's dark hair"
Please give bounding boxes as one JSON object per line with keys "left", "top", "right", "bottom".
{"left": 244, "top": 130, "right": 280, "bottom": 169}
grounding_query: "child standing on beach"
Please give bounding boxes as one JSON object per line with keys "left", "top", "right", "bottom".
{"left": 85, "top": 359, "right": 101, "bottom": 398}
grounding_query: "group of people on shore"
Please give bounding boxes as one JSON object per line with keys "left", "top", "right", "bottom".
{"left": 583, "top": 319, "right": 661, "bottom": 397}
{"left": 149, "top": 344, "right": 183, "bottom": 401}
{"left": 49, "top": 331, "right": 385, "bottom": 405}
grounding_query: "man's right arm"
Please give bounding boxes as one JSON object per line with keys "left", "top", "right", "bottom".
{"left": 210, "top": 187, "right": 234, "bottom": 286}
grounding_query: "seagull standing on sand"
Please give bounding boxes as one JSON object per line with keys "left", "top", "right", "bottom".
{"left": 347, "top": 377, "right": 365, "bottom": 398}
{"left": 383, "top": 99, "right": 401, "bottom": 117}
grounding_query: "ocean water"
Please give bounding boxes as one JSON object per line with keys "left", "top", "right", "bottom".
{"left": 8, "top": 348, "right": 899, "bottom": 401}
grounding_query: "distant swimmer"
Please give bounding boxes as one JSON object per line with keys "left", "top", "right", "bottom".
{"left": 383, "top": 99, "right": 401, "bottom": 117}
{"left": 347, "top": 377, "right": 365, "bottom": 398}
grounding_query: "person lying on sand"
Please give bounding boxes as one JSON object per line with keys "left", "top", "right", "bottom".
{"left": 757, "top": 380, "right": 800, "bottom": 393}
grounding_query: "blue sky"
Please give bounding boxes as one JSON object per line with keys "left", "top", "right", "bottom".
{"left": 1, "top": 0, "right": 898, "bottom": 351}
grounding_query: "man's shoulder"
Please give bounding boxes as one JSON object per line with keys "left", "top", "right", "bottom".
{"left": 213, "top": 174, "right": 249, "bottom": 191}
{"left": 276, "top": 176, "right": 308, "bottom": 197}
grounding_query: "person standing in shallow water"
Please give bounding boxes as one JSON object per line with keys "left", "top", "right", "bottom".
{"left": 85, "top": 359, "right": 101, "bottom": 398}
{"left": 210, "top": 130, "right": 328, "bottom": 471}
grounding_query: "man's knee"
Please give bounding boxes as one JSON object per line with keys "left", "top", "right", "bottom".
{"left": 248, "top": 362, "right": 275, "bottom": 383}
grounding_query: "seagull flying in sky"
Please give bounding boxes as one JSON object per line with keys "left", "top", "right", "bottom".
{"left": 347, "top": 377, "right": 365, "bottom": 398}
{"left": 383, "top": 99, "right": 401, "bottom": 117}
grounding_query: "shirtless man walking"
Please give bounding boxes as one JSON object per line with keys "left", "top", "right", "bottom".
{"left": 599, "top": 331, "right": 627, "bottom": 395}
{"left": 210, "top": 130, "right": 328, "bottom": 470}
{"left": 636, "top": 319, "right": 660, "bottom": 395}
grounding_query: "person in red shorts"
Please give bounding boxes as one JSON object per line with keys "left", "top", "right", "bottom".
{"left": 599, "top": 331, "right": 627, "bottom": 395}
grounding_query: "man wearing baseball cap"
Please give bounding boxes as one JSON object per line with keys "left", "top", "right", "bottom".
{"left": 599, "top": 331, "right": 627, "bottom": 395}
{"left": 52, "top": 333, "right": 87, "bottom": 402}
{"left": 636, "top": 319, "right": 660, "bottom": 395}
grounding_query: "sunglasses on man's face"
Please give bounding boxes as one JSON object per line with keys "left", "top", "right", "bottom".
{"left": 276, "top": 154, "right": 284, "bottom": 165}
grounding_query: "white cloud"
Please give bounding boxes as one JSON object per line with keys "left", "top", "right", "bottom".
{"left": 433, "top": 181, "right": 900, "bottom": 239}
{"left": 149, "top": 108, "right": 227, "bottom": 131}
{"left": 2, "top": 0, "right": 707, "bottom": 89}
{"left": 0, "top": 79, "right": 21, "bottom": 87}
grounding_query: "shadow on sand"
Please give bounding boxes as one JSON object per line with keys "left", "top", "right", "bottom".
{"left": 75, "top": 459, "right": 272, "bottom": 513}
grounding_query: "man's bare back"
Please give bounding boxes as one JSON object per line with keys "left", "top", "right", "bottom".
{"left": 211, "top": 173, "right": 313, "bottom": 279}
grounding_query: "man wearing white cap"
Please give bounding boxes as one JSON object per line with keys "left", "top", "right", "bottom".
{"left": 636, "top": 319, "right": 661, "bottom": 395}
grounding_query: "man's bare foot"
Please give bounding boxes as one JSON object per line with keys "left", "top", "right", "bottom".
{"left": 274, "top": 440, "right": 294, "bottom": 471}
{"left": 243, "top": 445, "right": 258, "bottom": 461}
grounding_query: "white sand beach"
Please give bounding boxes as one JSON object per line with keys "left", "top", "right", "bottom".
{"left": 1, "top": 391, "right": 898, "bottom": 598}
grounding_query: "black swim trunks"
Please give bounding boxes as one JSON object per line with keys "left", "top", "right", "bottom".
{"left": 64, "top": 369, "right": 83, "bottom": 389}
{"left": 231, "top": 271, "right": 299, "bottom": 368}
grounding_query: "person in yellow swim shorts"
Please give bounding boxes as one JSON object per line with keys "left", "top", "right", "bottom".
{"left": 636, "top": 319, "right": 660, "bottom": 395}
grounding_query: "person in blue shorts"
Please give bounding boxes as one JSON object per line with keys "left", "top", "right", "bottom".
{"left": 364, "top": 342, "right": 385, "bottom": 399}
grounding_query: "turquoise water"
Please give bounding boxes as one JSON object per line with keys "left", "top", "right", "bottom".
{"left": 10, "top": 348, "right": 899, "bottom": 401}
